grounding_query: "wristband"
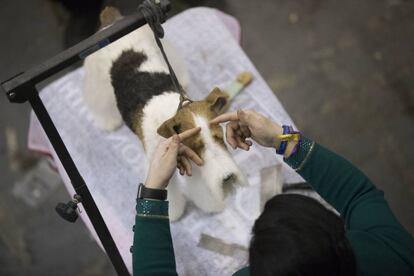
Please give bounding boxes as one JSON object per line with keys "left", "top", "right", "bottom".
{"left": 276, "top": 125, "right": 290, "bottom": 154}
{"left": 276, "top": 125, "right": 301, "bottom": 156}
{"left": 137, "top": 183, "right": 167, "bottom": 201}
{"left": 290, "top": 134, "right": 302, "bottom": 156}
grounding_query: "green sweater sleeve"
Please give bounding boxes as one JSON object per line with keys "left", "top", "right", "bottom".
{"left": 132, "top": 199, "right": 178, "bottom": 276}
{"left": 284, "top": 137, "right": 414, "bottom": 275}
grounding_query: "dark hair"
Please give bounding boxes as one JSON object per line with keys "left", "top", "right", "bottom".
{"left": 249, "top": 194, "right": 356, "bottom": 276}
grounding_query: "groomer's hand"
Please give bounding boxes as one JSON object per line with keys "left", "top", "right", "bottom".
{"left": 145, "top": 127, "right": 203, "bottom": 190}
{"left": 210, "top": 109, "right": 284, "bottom": 150}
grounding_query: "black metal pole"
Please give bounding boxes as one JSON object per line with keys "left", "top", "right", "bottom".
{"left": 1, "top": 2, "right": 172, "bottom": 274}
{"left": 29, "top": 90, "right": 129, "bottom": 276}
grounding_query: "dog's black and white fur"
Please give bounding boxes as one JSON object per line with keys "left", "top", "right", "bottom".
{"left": 110, "top": 49, "right": 175, "bottom": 132}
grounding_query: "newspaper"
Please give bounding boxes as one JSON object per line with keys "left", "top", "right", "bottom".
{"left": 28, "top": 8, "right": 304, "bottom": 275}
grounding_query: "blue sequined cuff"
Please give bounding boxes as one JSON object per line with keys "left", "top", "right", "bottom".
{"left": 136, "top": 198, "right": 169, "bottom": 219}
{"left": 284, "top": 137, "right": 315, "bottom": 172}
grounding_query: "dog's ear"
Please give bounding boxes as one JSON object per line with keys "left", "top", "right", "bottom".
{"left": 205, "top": 87, "right": 229, "bottom": 113}
{"left": 99, "top": 6, "right": 123, "bottom": 29}
{"left": 157, "top": 116, "right": 180, "bottom": 138}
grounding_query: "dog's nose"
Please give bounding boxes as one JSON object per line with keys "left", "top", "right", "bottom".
{"left": 223, "top": 173, "right": 236, "bottom": 185}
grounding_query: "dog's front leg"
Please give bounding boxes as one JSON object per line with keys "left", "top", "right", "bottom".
{"left": 167, "top": 174, "right": 187, "bottom": 221}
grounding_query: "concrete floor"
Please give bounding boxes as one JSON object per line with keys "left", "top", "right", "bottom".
{"left": 0, "top": 0, "right": 413, "bottom": 275}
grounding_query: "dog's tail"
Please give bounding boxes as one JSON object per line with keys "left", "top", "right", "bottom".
{"left": 111, "top": 49, "right": 147, "bottom": 76}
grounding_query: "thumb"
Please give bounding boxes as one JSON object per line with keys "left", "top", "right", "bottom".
{"left": 169, "top": 134, "right": 180, "bottom": 152}
{"left": 165, "top": 135, "right": 180, "bottom": 159}
{"left": 169, "top": 134, "right": 181, "bottom": 152}
{"left": 172, "top": 134, "right": 180, "bottom": 144}
{"left": 237, "top": 109, "right": 249, "bottom": 125}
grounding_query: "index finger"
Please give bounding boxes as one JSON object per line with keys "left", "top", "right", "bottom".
{"left": 210, "top": 112, "right": 239, "bottom": 124}
{"left": 178, "top": 127, "right": 201, "bottom": 141}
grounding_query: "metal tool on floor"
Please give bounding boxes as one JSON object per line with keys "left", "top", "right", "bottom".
{"left": 1, "top": 1, "right": 171, "bottom": 275}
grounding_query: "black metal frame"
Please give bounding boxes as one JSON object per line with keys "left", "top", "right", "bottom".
{"left": 1, "top": 2, "right": 170, "bottom": 275}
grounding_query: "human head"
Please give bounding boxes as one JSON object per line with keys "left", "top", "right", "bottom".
{"left": 249, "top": 194, "right": 356, "bottom": 276}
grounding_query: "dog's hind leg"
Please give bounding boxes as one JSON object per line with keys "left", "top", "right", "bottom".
{"left": 83, "top": 55, "right": 124, "bottom": 131}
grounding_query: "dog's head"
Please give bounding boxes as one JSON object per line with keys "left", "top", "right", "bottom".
{"left": 157, "top": 88, "right": 246, "bottom": 207}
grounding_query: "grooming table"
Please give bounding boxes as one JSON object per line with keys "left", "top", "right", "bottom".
{"left": 28, "top": 8, "right": 303, "bottom": 275}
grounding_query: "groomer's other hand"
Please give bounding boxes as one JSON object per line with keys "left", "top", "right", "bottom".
{"left": 210, "top": 109, "right": 283, "bottom": 150}
{"left": 145, "top": 127, "right": 203, "bottom": 190}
